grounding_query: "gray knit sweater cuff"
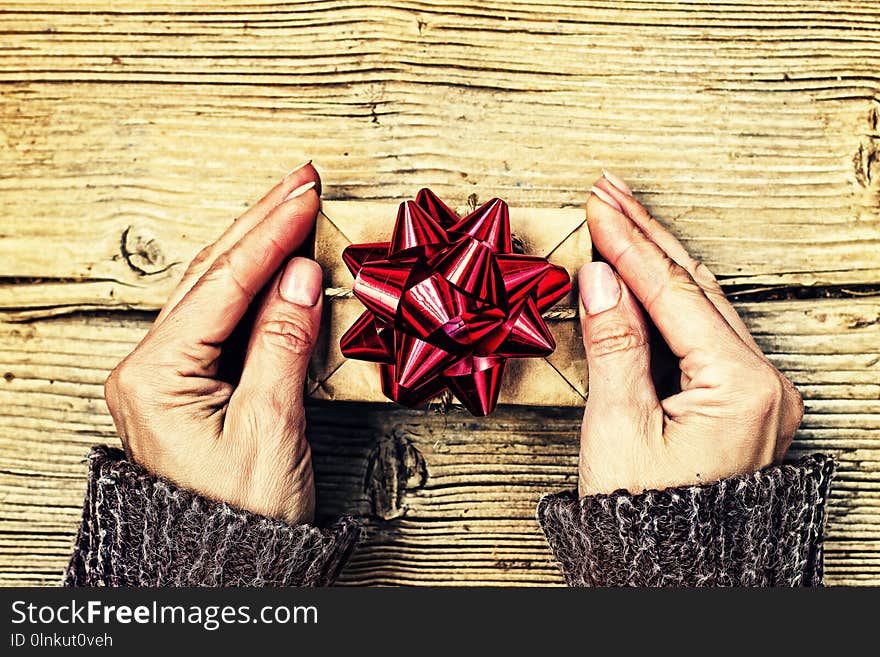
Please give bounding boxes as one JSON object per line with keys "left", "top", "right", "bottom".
{"left": 64, "top": 446, "right": 362, "bottom": 587}
{"left": 537, "top": 454, "right": 835, "bottom": 587}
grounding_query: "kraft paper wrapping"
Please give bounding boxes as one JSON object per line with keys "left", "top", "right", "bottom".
{"left": 307, "top": 200, "right": 590, "bottom": 407}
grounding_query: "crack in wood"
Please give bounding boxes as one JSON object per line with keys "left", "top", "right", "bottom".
{"left": 725, "top": 283, "right": 880, "bottom": 302}
{"left": 0, "top": 276, "right": 136, "bottom": 286}
{"left": 854, "top": 136, "right": 879, "bottom": 188}
{"left": 4, "top": 271, "right": 877, "bottom": 300}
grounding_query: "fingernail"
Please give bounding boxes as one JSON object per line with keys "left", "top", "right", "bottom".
{"left": 579, "top": 262, "right": 621, "bottom": 315}
{"left": 590, "top": 186, "right": 625, "bottom": 213}
{"left": 602, "top": 169, "right": 632, "bottom": 195}
{"left": 285, "top": 160, "right": 312, "bottom": 178}
{"left": 283, "top": 180, "right": 317, "bottom": 202}
{"left": 279, "top": 257, "right": 322, "bottom": 306}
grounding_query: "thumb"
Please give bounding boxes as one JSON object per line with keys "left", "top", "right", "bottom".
{"left": 237, "top": 256, "right": 324, "bottom": 412}
{"left": 579, "top": 262, "right": 658, "bottom": 431}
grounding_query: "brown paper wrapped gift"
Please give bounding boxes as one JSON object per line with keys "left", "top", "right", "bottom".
{"left": 307, "top": 200, "right": 590, "bottom": 407}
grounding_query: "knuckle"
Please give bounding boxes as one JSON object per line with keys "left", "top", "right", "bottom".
{"left": 785, "top": 379, "right": 805, "bottom": 424}
{"left": 260, "top": 317, "right": 315, "bottom": 355}
{"left": 111, "top": 357, "right": 139, "bottom": 390}
{"left": 186, "top": 245, "right": 214, "bottom": 275}
{"left": 204, "top": 251, "right": 253, "bottom": 301}
{"left": 207, "top": 250, "right": 233, "bottom": 277}
{"left": 103, "top": 369, "right": 120, "bottom": 411}
{"left": 668, "top": 259, "right": 699, "bottom": 291}
{"left": 785, "top": 376, "right": 804, "bottom": 408}
{"left": 105, "top": 359, "right": 129, "bottom": 395}
{"left": 775, "top": 384, "right": 800, "bottom": 459}
{"left": 588, "top": 322, "right": 645, "bottom": 357}
{"left": 792, "top": 385, "right": 805, "bottom": 419}
{"left": 693, "top": 261, "right": 722, "bottom": 293}
{"left": 104, "top": 364, "right": 119, "bottom": 392}
{"left": 644, "top": 258, "right": 701, "bottom": 314}
{"left": 104, "top": 356, "right": 142, "bottom": 411}
{"left": 747, "top": 369, "right": 785, "bottom": 416}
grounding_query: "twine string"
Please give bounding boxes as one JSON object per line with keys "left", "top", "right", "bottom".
{"left": 324, "top": 287, "right": 577, "bottom": 320}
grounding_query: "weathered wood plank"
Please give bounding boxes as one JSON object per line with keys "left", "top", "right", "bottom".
{"left": 0, "top": 296, "right": 877, "bottom": 585}
{"left": 1, "top": 0, "right": 878, "bottom": 586}
{"left": 1, "top": 1, "right": 879, "bottom": 318}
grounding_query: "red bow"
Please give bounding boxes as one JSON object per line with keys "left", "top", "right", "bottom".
{"left": 340, "top": 189, "right": 570, "bottom": 416}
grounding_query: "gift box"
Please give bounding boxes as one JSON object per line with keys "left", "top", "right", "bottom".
{"left": 307, "top": 195, "right": 590, "bottom": 409}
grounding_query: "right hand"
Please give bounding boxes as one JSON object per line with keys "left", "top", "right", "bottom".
{"left": 577, "top": 172, "right": 804, "bottom": 497}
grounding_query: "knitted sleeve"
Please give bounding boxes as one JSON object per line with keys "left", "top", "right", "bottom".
{"left": 64, "top": 446, "right": 362, "bottom": 587}
{"left": 537, "top": 454, "right": 835, "bottom": 587}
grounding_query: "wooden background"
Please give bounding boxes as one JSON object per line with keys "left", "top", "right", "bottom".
{"left": 1, "top": 1, "right": 878, "bottom": 586}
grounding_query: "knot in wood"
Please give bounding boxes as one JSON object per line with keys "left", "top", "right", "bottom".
{"left": 121, "top": 225, "right": 167, "bottom": 275}
{"left": 364, "top": 431, "right": 427, "bottom": 520}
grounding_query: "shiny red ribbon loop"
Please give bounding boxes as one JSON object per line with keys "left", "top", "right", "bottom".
{"left": 340, "top": 189, "right": 571, "bottom": 416}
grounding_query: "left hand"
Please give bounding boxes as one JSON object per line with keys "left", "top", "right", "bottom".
{"left": 103, "top": 163, "right": 324, "bottom": 525}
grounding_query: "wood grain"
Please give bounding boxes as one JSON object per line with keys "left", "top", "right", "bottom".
{"left": 1, "top": 1, "right": 880, "bottom": 318}
{"left": 1, "top": 296, "right": 877, "bottom": 585}
{"left": 1, "top": 0, "right": 878, "bottom": 586}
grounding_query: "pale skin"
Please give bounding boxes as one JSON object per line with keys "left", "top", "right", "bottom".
{"left": 104, "top": 165, "right": 804, "bottom": 525}
{"left": 578, "top": 174, "right": 803, "bottom": 496}
{"left": 105, "top": 162, "right": 324, "bottom": 525}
